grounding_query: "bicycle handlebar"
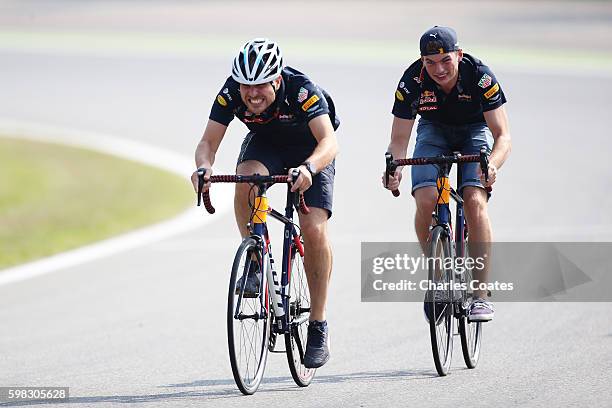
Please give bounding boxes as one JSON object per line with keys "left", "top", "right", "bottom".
{"left": 384, "top": 147, "right": 490, "bottom": 197}
{"left": 385, "top": 153, "right": 400, "bottom": 197}
{"left": 196, "top": 169, "right": 310, "bottom": 215}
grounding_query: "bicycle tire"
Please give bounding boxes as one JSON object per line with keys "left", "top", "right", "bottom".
{"left": 285, "top": 237, "right": 316, "bottom": 387}
{"left": 458, "top": 243, "right": 483, "bottom": 368}
{"left": 427, "top": 226, "right": 455, "bottom": 376}
{"left": 227, "top": 237, "right": 270, "bottom": 395}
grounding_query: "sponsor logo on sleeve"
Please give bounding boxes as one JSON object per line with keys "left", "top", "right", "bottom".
{"left": 297, "top": 87, "right": 308, "bottom": 103}
{"left": 478, "top": 73, "right": 493, "bottom": 89}
{"left": 301, "top": 94, "right": 320, "bottom": 111}
{"left": 222, "top": 87, "right": 233, "bottom": 101}
{"left": 484, "top": 83, "right": 500, "bottom": 99}
{"left": 398, "top": 81, "right": 411, "bottom": 95}
{"left": 413, "top": 76, "right": 422, "bottom": 84}
{"left": 217, "top": 95, "right": 228, "bottom": 107}
{"left": 395, "top": 90, "right": 405, "bottom": 101}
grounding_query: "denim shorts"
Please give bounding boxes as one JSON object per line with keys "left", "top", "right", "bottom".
{"left": 411, "top": 119, "right": 494, "bottom": 195}
{"left": 237, "top": 131, "right": 335, "bottom": 218}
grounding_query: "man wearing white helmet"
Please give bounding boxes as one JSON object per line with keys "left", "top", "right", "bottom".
{"left": 192, "top": 38, "right": 339, "bottom": 368}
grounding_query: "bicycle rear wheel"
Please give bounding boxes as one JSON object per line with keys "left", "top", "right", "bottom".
{"left": 427, "top": 226, "right": 455, "bottom": 376}
{"left": 458, "top": 244, "right": 482, "bottom": 368}
{"left": 227, "top": 237, "right": 270, "bottom": 395}
{"left": 285, "top": 237, "right": 316, "bottom": 387}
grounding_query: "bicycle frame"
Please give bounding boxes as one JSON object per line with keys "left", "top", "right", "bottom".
{"left": 433, "top": 160, "right": 466, "bottom": 258}
{"left": 245, "top": 182, "right": 306, "bottom": 335}
{"left": 384, "top": 150, "right": 488, "bottom": 375}
{"left": 197, "top": 170, "right": 314, "bottom": 392}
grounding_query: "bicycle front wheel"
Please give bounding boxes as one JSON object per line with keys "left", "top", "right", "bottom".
{"left": 427, "top": 226, "right": 455, "bottom": 376}
{"left": 458, "top": 244, "right": 482, "bottom": 368}
{"left": 459, "top": 309, "right": 482, "bottom": 368}
{"left": 285, "top": 238, "right": 316, "bottom": 387}
{"left": 227, "top": 237, "right": 270, "bottom": 395}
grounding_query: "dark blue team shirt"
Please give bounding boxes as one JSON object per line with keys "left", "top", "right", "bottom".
{"left": 209, "top": 66, "right": 339, "bottom": 145}
{"left": 392, "top": 53, "right": 507, "bottom": 125}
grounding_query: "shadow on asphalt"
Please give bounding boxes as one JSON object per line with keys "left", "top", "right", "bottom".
{"left": 164, "top": 368, "right": 436, "bottom": 389}
{"left": 0, "top": 370, "right": 437, "bottom": 407}
{"left": 0, "top": 369, "right": 436, "bottom": 406}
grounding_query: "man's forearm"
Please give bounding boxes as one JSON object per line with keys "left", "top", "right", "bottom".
{"left": 490, "top": 133, "right": 511, "bottom": 170}
{"left": 195, "top": 139, "right": 216, "bottom": 169}
{"left": 387, "top": 117, "right": 414, "bottom": 160}
{"left": 305, "top": 135, "right": 338, "bottom": 171}
{"left": 387, "top": 138, "right": 409, "bottom": 159}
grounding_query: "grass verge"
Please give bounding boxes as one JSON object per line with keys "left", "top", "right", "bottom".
{"left": 0, "top": 136, "right": 192, "bottom": 270}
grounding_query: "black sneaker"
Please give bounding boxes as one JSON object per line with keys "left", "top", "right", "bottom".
{"left": 235, "top": 259, "right": 260, "bottom": 298}
{"left": 304, "top": 320, "right": 330, "bottom": 369}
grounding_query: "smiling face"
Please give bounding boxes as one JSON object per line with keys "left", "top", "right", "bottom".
{"left": 239, "top": 76, "right": 282, "bottom": 114}
{"left": 422, "top": 50, "right": 463, "bottom": 93}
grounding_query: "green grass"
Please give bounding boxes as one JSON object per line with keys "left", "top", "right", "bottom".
{"left": 0, "top": 136, "right": 193, "bottom": 270}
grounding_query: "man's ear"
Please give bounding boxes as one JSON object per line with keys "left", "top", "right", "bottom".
{"left": 273, "top": 75, "right": 282, "bottom": 90}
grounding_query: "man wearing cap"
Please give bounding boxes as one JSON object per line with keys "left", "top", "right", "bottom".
{"left": 383, "top": 26, "right": 511, "bottom": 322}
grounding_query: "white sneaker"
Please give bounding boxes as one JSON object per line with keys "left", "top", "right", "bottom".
{"left": 468, "top": 298, "right": 494, "bottom": 322}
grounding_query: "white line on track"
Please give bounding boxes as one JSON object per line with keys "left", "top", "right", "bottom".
{"left": 0, "top": 118, "right": 232, "bottom": 287}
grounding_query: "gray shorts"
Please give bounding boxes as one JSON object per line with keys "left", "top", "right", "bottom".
{"left": 411, "top": 119, "right": 494, "bottom": 195}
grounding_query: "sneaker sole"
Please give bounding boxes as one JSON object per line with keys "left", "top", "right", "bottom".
{"left": 468, "top": 314, "right": 494, "bottom": 322}
{"left": 304, "top": 353, "right": 330, "bottom": 369}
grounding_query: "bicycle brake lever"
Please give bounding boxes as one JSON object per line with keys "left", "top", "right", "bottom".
{"left": 196, "top": 167, "right": 206, "bottom": 206}
{"left": 385, "top": 152, "right": 400, "bottom": 197}
{"left": 384, "top": 153, "right": 393, "bottom": 187}
{"left": 479, "top": 147, "right": 489, "bottom": 183}
{"left": 290, "top": 168, "right": 300, "bottom": 208}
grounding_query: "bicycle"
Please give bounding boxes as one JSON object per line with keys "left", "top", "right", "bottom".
{"left": 196, "top": 169, "right": 315, "bottom": 395}
{"left": 384, "top": 147, "right": 489, "bottom": 376}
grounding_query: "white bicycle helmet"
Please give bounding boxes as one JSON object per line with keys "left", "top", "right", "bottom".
{"left": 231, "top": 38, "right": 284, "bottom": 85}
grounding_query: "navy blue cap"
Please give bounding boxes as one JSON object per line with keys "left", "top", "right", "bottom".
{"left": 420, "top": 26, "right": 460, "bottom": 56}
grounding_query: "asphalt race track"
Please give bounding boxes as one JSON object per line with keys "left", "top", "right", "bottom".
{"left": 1, "top": 2, "right": 611, "bottom": 407}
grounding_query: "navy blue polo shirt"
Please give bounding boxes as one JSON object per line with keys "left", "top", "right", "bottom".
{"left": 209, "top": 66, "right": 340, "bottom": 145}
{"left": 392, "top": 53, "right": 506, "bottom": 125}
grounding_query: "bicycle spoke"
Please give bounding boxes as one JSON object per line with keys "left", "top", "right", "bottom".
{"left": 228, "top": 238, "right": 269, "bottom": 395}
{"left": 285, "top": 240, "right": 316, "bottom": 386}
{"left": 428, "top": 228, "right": 454, "bottom": 376}
{"left": 458, "top": 244, "right": 483, "bottom": 369}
